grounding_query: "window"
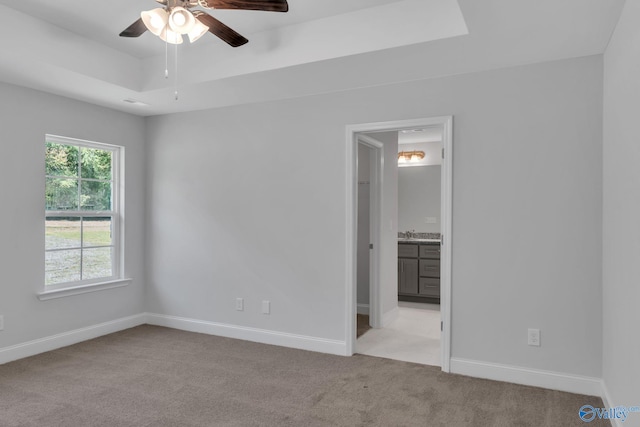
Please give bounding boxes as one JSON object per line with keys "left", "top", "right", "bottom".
{"left": 44, "top": 135, "right": 123, "bottom": 292}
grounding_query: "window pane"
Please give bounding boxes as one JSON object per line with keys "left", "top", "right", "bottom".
{"left": 81, "top": 147, "right": 112, "bottom": 180}
{"left": 83, "top": 217, "right": 112, "bottom": 247}
{"left": 82, "top": 247, "right": 113, "bottom": 280}
{"left": 46, "top": 178, "right": 78, "bottom": 211}
{"left": 81, "top": 181, "right": 111, "bottom": 211}
{"left": 46, "top": 217, "right": 81, "bottom": 250}
{"left": 45, "top": 249, "right": 81, "bottom": 286}
{"left": 44, "top": 137, "right": 122, "bottom": 289}
{"left": 46, "top": 143, "right": 78, "bottom": 177}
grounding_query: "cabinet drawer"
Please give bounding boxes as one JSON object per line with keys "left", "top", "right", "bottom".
{"left": 419, "top": 278, "right": 440, "bottom": 297}
{"left": 419, "top": 244, "right": 441, "bottom": 259}
{"left": 419, "top": 259, "right": 440, "bottom": 277}
{"left": 398, "top": 244, "right": 418, "bottom": 258}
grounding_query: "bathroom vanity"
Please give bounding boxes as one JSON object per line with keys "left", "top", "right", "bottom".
{"left": 398, "top": 239, "right": 441, "bottom": 303}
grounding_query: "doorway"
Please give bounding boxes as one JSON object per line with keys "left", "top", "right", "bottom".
{"left": 345, "top": 117, "right": 452, "bottom": 372}
{"left": 355, "top": 135, "right": 383, "bottom": 332}
{"left": 356, "top": 142, "right": 373, "bottom": 338}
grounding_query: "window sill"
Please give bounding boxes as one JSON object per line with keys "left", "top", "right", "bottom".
{"left": 37, "top": 279, "right": 132, "bottom": 301}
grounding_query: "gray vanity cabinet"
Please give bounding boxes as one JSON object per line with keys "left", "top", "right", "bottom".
{"left": 419, "top": 259, "right": 440, "bottom": 278}
{"left": 398, "top": 257, "right": 419, "bottom": 295}
{"left": 398, "top": 242, "right": 440, "bottom": 302}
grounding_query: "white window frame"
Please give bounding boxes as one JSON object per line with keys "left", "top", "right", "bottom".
{"left": 40, "top": 135, "right": 128, "bottom": 300}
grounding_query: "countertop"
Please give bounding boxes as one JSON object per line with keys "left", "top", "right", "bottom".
{"left": 398, "top": 238, "right": 441, "bottom": 244}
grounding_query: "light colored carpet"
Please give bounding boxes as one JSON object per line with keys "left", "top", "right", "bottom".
{"left": 0, "top": 325, "right": 608, "bottom": 426}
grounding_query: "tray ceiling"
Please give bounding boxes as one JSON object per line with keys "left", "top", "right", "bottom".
{"left": 0, "top": 0, "right": 625, "bottom": 116}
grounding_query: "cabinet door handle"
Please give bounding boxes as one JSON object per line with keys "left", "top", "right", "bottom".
{"left": 401, "top": 260, "right": 404, "bottom": 273}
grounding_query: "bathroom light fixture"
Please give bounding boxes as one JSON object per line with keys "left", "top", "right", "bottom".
{"left": 398, "top": 150, "right": 426, "bottom": 163}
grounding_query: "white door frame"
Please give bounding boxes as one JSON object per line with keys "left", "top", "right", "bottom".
{"left": 345, "top": 116, "right": 453, "bottom": 373}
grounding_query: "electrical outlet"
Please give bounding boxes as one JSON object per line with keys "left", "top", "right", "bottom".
{"left": 0, "top": 315, "right": 4, "bottom": 331}
{"left": 425, "top": 217, "right": 437, "bottom": 224}
{"left": 528, "top": 328, "right": 540, "bottom": 346}
{"left": 236, "top": 298, "right": 244, "bottom": 311}
{"left": 262, "top": 301, "right": 270, "bottom": 315}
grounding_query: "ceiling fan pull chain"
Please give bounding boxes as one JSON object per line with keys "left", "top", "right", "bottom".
{"left": 175, "top": 42, "right": 179, "bottom": 101}
{"left": 164, "top": 27, "right": 169, "bottom": 79}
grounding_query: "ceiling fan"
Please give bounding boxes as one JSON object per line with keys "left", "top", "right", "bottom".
{"left": 119, "top": 0, "right": 289, "bottom": 47}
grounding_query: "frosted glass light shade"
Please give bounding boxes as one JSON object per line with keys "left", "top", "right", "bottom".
{"left": 159, "top": 28, "right": 184, "bottom": 44}
{"left": 188, "top": 20, "right": 209, "bottom": 43}
{"left": 141, "top": 8, "right": 168, "bottom": 36}
{"left": 169, "top": 7, "right": 196, "bottom": 35}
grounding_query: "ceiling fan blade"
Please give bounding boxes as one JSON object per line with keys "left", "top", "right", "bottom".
{"left": 201, "top": 0, "right": 288, "bottom": 12}
{"left": 196, "top": 13, "right": 249, "bottom": 47}
{"left": 119, "top": 18, "right": 148, "bottom": 37}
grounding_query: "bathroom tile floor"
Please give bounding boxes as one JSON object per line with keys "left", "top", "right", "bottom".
{"left": 356, "top": 301, "right": 441, "bottom": 366}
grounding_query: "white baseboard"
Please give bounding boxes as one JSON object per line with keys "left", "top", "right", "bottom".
{"left": 600, "top": 381, "right": 623, "bottom": 427}
{"left": 450, "top": 357, "right": 603, "bottom": 397}
{"left": 601, "top": 380, "right": 613, "bottom": 408}
{"left": 381, "top": 306, "right": 399, "bottom": 328}
{"left": 0, "top": 313, "right": 147, "bottom": 365}
{"left": 146, "top": 313, "right": 348, "bottom": 356}
{"left": 357, "top": 303, "right": 370, "bottom": 315}
{"left": 3, "top": 313, "right": 612, "bottom": 408}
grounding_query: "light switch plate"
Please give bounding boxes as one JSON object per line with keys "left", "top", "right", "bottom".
{"left": 262, "top": 301, "right": 270, "bottom": 315}
{"left": 0, "top": 315, "right": 4, "bottom": 331}
{"left": 236, "top": 298, "right": 244, "bottom": 311}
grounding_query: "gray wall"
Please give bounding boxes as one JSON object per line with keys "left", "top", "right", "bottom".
{"left": 602, "top": 0, "right": 640, "bottom": 409}
{"left": 449, "top": 57, "right": 602, "bottom": 377}
{"left": 0, "top": 82, "right": 146, "bottom": 348}
{"left": 398, "top": 165, "right": 441, "bottom": 233}
{"left": 145, "top": 55, "right": 603, "bottom": 378}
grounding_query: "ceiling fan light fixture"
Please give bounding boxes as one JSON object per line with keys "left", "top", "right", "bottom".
{"left": 169, "top": 7, "right": 196, "bottom": 34}
{"left": 119, "top": 0, "right": 290, "bottom": 101}
{"left": 159, "top": 27, "right": 184, "bottom": 44}
{"left": 188, "top": 20, "right": 210, "bottom": 43}
{"left": 141, "top": 8, "right": 168, "bottom": 36}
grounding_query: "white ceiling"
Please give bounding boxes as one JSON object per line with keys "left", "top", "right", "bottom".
{"left": 0, "top": 0, "right": 626, "bottom": 116}
{"left": 1, "top": 0, "right": 409, "bottom": 59}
